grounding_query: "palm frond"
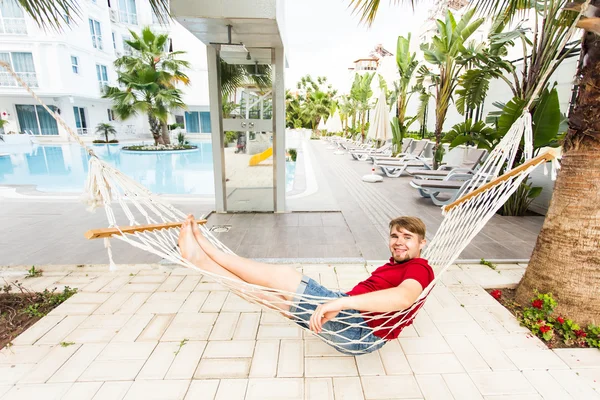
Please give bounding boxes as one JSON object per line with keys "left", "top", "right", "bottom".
{"left": 16, "top": 0, "right": 80, "bottom": 31}
{"left": 346, "top": 0, "right": 411, "bottom": 26}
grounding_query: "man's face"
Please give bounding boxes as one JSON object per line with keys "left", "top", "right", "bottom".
{"left": 389, "top": 225, "right": 426, "bottom": 263}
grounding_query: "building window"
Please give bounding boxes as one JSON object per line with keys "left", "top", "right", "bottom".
{"left": 71, "top": 56, "right": 79, "bottom": 74}
{"left": 0, "top": 52, "right": 37, "bottom": 87}
{"left": 96, "top": 64, "right": 108, "bottom": 92}
{"left": 184, "top": 111, "right": 211, "bottom": 133}
{"left": 107, "top": 109, "right": 115, "bottom": 121}
{"left": 118, "top": 0, "right": 138, "bottom": 25}
{"left": 122, "top": 37, "right": 134, "bottom": 55}
{"left": 112, "top": 31, "right": 117, "bottom": 50}
{"left": 15, "top": 104, "right": 59, "bottom": 135}
{"left": 73, "top": 106, "right": 88, "bottom": 135}
{"left": 0, "top": 0, "right": 27, "bottom": 35}
{"left": 88, "top": 18, "right": 103, "bottom": 50}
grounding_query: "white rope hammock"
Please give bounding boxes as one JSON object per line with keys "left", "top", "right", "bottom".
{"left": 0, "top": 61, "right": 560, "bottom": 355}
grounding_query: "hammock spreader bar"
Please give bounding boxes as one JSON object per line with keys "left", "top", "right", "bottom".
{"left": 84, "top": 219, "right": 208, "bottom": 239}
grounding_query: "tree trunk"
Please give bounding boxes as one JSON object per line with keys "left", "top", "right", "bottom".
{"left": 515, "top": 36, "right": 600, "bottom": 325}
{"left": 161, "top": 122, "right": 170, "bottom": 145}
{"left": 148, "top": 114, "right": 163, "bottom": 145}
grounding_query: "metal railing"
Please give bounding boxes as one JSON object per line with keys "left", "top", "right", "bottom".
{"left": 77, "top": 128, "right": 89, "bottom": 135}
{"left": 98, "top": 81, "right": 109, "bottom": 94}
{"left": 118, "top": 11, "right": 138, "bottom": 25}
{"left": 0, "top": 18, "right": 26, "bottom": 35}
{"left": 91, "top": 34, "right": 103, "bottom": 50}
{"left": 0, "top": 71, "right": 38, "bottom": 87}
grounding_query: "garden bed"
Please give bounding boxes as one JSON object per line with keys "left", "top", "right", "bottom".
{"left": 122, "top": 144, "right": 197, "bottom": 152}
{"left": 486, "top": 288, "right": 599, "bottom": 349}
{"left": 0, "top": 281, "right": 77, "bottom": 349}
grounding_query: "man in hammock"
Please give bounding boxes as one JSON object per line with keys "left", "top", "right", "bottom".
{"left": 178, "top": 215, "right": 433, "bottom": 354}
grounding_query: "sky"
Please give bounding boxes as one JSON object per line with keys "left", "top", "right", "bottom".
{"left": 283, "top": 0, "right": 435, "bottom": 93}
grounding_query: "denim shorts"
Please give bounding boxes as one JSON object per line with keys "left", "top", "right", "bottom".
{"left": 288, "top": 276, "right": 386, "bottom": 355}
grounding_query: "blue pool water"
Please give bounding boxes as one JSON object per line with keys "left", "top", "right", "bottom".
{"left": 0, "top": 142, "right": 297, "bottom": 195}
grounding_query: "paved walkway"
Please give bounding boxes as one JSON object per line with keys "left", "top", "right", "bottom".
{"left": 0, "top": 262, "right": 598, "bottom": 400}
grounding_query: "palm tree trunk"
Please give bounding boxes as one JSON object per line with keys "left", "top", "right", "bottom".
{"left": 148, "top": 115, "right": 163, "bottom": 145}
{"left": 161, "top": 122, "right": 170, "bottom": 145}
{"left": 515, "top": 37, "right": 600, "bottom": 325}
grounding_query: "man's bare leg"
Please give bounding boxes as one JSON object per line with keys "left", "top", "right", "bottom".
{"left": 178, "top": 218, "right": 290, "bottom": 311}
{"left": 188, "top": 215, "right": 303, "bottom": 301}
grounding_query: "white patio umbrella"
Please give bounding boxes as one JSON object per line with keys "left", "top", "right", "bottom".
{"left": 366, "top": 91, "right": 392, "bottom": 145}
{"left": 325, "top": 110, "right": 343, "bottom": 133}
{"left": 317, "top": 118, "right": 326, "bottom": 131}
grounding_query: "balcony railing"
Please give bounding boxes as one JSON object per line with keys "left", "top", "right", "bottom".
{"left": 91, "top": 35, "right": 103, "bottom": 50}
{"left": 0, "top": 71, "right": 38, "bottom": 87}
{"left": 0, "top": 18, "right": 27, "bottom": 35}
{"left": 109, "top": 9, "right": 118, "bottom": 22}
{"left": 77, "top": 128, "right": 89, "bottom": 135}
{"left": 98, "top": 82, "right": 109, "bottom": 93}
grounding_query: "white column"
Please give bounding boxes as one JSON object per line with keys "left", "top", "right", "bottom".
{"left": 273, "top": 47, "right": 286, "bottom": 212}
{"left": 206, "top": 45, "right": 226, "bottom": 212}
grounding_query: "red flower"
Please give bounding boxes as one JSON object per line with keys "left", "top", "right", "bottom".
{"left": 491, "top": 290, "right": 502, "bottom": 300}
{"left": 575, "top": 330, "right": 587, "bottom": 338}
{"left": 540, "top": 326, "right": 552, "bottom": 333}
{"left": 557, "top": 317, "right": 565, "bottom": 324}
{"left": 537, "top": 319, "right": 543, "bottom": 324}
{"left": 532, "top": 299, "right": 543, "bottom": 309}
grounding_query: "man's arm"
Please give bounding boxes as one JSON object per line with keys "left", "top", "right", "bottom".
{"left": 309, "top": 279, "right": 424, "bottom": 333}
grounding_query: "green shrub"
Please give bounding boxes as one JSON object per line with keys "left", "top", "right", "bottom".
{"left": 225, "top": 131, "right": 237, "bottom": 144}
{"left": 169, "top": 123, "right": 184, "bottom": 130}
{"left": 288, "top": 148, "right": 297, "bottom": 162}
{"left": 93, "top": 139, "right": 119, "bottom": 144}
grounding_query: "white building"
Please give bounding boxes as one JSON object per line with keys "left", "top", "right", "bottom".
{"left": 0, "top": 0, "right": 210, "bottom": 141}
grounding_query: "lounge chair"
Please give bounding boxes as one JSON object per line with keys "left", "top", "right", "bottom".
{"left": 349, "top": 141, "right": 393, "bottom": 161}
{"left": 371, "top": 140, "right": 429, "bottom": 164}
{"left": 373, "top": 141, "right": 434, "bottom": 178}
{"left": 410, "top": 173, "right": 486, "bottom": 206}
{"left": 409, "top": 148, "right": 488, "bottom": 180}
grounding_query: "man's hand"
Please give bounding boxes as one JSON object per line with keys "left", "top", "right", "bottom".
{"left": 309, "top": 298, "right": 347, "bottom": 334}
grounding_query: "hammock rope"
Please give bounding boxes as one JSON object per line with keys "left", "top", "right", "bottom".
{"left": 0, "top": 60, "right": 559, "bottom": 355}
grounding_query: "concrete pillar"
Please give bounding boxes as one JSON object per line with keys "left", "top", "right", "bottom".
{"left": 273, "top": 47, "right": 285, "bottom": 212}
{"left": 206, "top": 45, "right": 226, "bottom": 212}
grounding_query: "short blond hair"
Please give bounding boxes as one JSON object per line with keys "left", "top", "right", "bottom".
{"left": 389, "top": 216, "right": 426, "bottom": 240}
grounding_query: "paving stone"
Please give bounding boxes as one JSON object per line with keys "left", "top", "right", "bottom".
{"left": 2, "top": 383, "right": 72, "bottom": 400}
{"left": 305, "top": 357, "right": 358, "bottom": 377}
{"left": 61, "top": 382, "right": 103, "bottom": 400}
{"left": 233, "top": 312, "right": 261, "bottom": 340}
{"left": 554, "top": 348, "right": 600, "bottom": 368}
{"left": 114, "top": 292, "right": 151, "bottom": 314}
{"left": 78, "top": 359, "right": 146, "bottom": 381}
{"left": 416, "top": 374, "right": 455, "bottom": 400}
{"left": 305, "top": 378, "right": 334, "bottom": 400}
{"left": 215, "top": 378, "right": 248, "bottom": 400}
{"left": 468, "top": 371, "right": 538, "bottom": 396}
{"left": 399, "top": 336, "right": 452, "bottom": 355}
{"left": 332, "top": 377, "right": 365, "bottom": 400}
{"left": 222, "top": 293, "right": 262, "bottom": 312}
{"left": 64, "top": 314, "right": 131, "bottom": 343}
{"left": 81, "top": 275, "right": 116, "bottom": 293}
{"left": 208, "top": 312, "right": 239, "bottom": 340}
{"left": 407, "top": 353, "right": 465, "bottom": 374}
{"left": 361, "top": 375, "right": 422, "bottom": 399}
{"left": 0, "top": 364, "right": 35, "bottom": 385}
{"left": 184, "top": 379, "right": 220, "bottom": 400}
{"left": 176, "top": 276, "right": 201, "bottom": 292}
{"left": 277, "top": 340, "right": 304, "bottom": 378}
{"left": 246, "top": 378, "right": 304, "bottom": 400}
{"left": 137, "top": 314, "right": 175, "bottom": 342}
{"left": 165, "top": 341, "right": 207, "bottom": 380}
{"left": 136, "top": 292, "right": 189, "bottom": 314}
{"left": 136, "top": 342, "right": 179, "bottom": 380}
{"left": 194, "top": 358, "right": 251, "bottom": 379}
{"left": 179, "top": 291, "right": 209, "bottom": 313}
{"left": 93, "top": 293, "right": 132, "bottom": 315}
{"left": 258, "top": 324, "right": 302, "bottom": 340}
{"left": 493, "top": 334, "right": 547, "bottom": 350}
{"left": 10, "top": 315, "right": 65, "bottom": 345}
{"left": 522, "top": 370, "right": 574, "bottom": 400}
{"left": 503, "top": 349, "right": 569, "bottom": 370}
{"left": 467, "top": 335, "right": 517, "bottom": 371}
{"left": 98, "top": 276, "right": 132, "bottom": 293}
{"left": 120, "top": 283, "right": 161, "bottom": 293}
{"left": 378, "top": 340, "right": 412, "bottom": 375}
{"left": 47, "top": 302, "right": 100, "bottom": 316}
{"left": 547, "top": 369, "right": 600, "bottom": 399}
{"left": 36, "top": 316, "right": 87, "bottom": 345}
{"left": 156, "top": 275, "right": 185, "bottom": 292}
{"left": 412, "top": 311, "right": 442, "bottom": 337}
{"left": 305, "top": 339, "right": 352, "bottom": 357}
{"left": 442, "top": 373, "right": 484, "bottom": 400}
{"left": 96, "top": 341, "right": 157, "bottom": 361}
{"left": 445, "top": 335, "right": 491, "bottom": 372}
{"left": 571, "top": 368, "right": 600, "bottom": 393}
{"left": 162, "top": 313, "right": 218, "bottom": 341}
{"left": 111, "top": 313, "right": 153, "bottom": 342}
{"left": 249, "top": 340, "right": 279, "bottom": 378}
{"left": 0, "top": 385, "right": 11, "bottom": 398}
{"left": 465, "top": 306, "right": 510, "bottom": 334}
{"left": 48, "top": 343, "right": 106, "bottom": 383}
{"left": 203, "top": 340, "right": 255, "bottom": 358}
{"left": 201, "top": 291, "right": 228, "bottom": 312}
{"left": 92, "top": 381, "right": 133, "bottom": 400}
{"left": 0, "top": 345, "right": 53, "bottom": 364}
{"left": 482, "top": 395, "right": 542, "bottom": 399}
{"left": 122, "top": 379, "right": 190, "bottom": 400}
{"left": 355, "top": 350, "right": 385, "bottom": 376}
{"left": 19, "top": 344, "right": 81, "bottom": 384}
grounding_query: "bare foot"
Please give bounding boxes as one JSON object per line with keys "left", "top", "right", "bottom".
{"left": 178, "top": 217, "right": 210, "bottom": 266}
{"left": 190, "top": 215, "right": 213, "bottom": 251}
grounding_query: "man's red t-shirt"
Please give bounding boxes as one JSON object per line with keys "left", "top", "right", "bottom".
{"left": 346, "top": 257, "right": 434, "bottom": 339}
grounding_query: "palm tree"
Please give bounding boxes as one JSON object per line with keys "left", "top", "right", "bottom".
{"left": 350, "top": 73, "right": 375, "bottom": 141}
{"left": 95, "top": 122, "right": 117, "bottom": 143}
{"left": 105, "top": 27, "right": 189, "bottom": 145}
{"left": 347, "top": 0, "right": 600, "bottom": 324}
{"left": 220, "top": 60, "right": 272, "bottom": 97}
{"left": 420, "top": 9, "right": 484, "bottom": 168}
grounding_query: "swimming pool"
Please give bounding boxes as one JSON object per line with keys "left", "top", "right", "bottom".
{"left": 0, "top": 142, "right": 297, "bottom": 196}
